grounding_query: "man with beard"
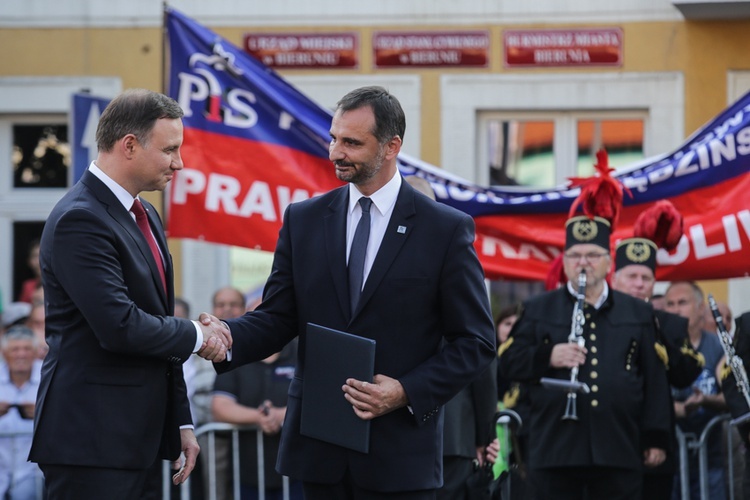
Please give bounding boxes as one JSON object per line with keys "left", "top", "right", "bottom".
{"left": 204, "top": 86, "right": 496, "bottom": 499}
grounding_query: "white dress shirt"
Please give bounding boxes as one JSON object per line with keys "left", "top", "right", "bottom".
{"left": 346, "top": 172, "right": 402, "bottom": 289}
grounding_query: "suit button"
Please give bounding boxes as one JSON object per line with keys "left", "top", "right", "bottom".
{"left": 590, "top": 371, "right": 598, "bottom": 379}
{"left": 591, "top": 400, "right": 599, "bottom": 407}
{"left": 591, "top": 385, "right": 599, "bottom": 392}
{"left": 591, "top": 358, "right": 598, "bottom": 366}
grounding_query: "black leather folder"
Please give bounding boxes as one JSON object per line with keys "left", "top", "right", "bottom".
{"left": 300, "top": 323, "right": 376, "bottom": 453}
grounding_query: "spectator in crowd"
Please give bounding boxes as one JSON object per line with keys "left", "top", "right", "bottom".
{"left": 611, "top": 230, "right": 704, "bottom": 500}
{"left": 17, "top": 240, "right": 41, "bottom": 305}
{"left": 495, "top": 305, "right": 519, "bottom": 401}
{"left": 405, "top": 175, "right": 500, "bottom": 499}
{"left": 2, "top": 303, "right": 31, "bottom": 333}
{"left": 0, "top": 326, "right": 43, "bottom": 500}
{"left": 437, "top": 358, "right": 496, "bottom": 500}
{"left": 666, "top": 281, "right": 728, "bottom": 500}
{"left": 704, "top": 299, "right": 732, "bottom": 335}
{"left": 212, "top": 297, "right": 302, "bottom": 500}
{"left": 24, "top": 303, "right": 47, "bottom": 360}
{"left": 650, "top": 293, "right": 667, "bottom": 311}
{"left": 204, "top": 286, "right": 249, "bottom": 500}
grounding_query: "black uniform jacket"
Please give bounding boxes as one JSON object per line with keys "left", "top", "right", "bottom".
{"left": 499, "top": 287, "right": 671, "bottom": 471}
{"left": 722, "top": 311, "right": 750, "bottom": 443}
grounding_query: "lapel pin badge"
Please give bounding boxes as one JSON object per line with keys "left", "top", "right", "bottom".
{"left": 397, "top": 226, "right": 407, "bottom": 234}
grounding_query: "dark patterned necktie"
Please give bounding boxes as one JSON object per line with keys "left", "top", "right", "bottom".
{"left": 348, "top": 197, "right": 372, "bottom": 315}
{"left": 131, "top": 199, "right": 167, "bottom": 293}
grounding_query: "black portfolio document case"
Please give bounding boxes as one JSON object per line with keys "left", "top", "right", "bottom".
{"left": 300, "top": 323, "right": 376, "bottom": 453}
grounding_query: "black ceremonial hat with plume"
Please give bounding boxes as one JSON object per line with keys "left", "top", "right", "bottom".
{"left": 615, "top": 200, "right": 683, "bottom": 273}
{"left": 545, "top": 149, "right": 630, "bottom": 290}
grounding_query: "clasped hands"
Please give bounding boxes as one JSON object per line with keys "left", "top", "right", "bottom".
{"left": 196, "top": 312, "right": 232, "bottom": 362}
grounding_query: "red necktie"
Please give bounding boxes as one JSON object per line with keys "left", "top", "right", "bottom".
{"left": 130, "top": 199, "right": 167, "bottom": 293}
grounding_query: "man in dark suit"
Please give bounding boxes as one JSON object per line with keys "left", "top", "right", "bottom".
{"left": 205, "top": 86, "right": 496, "bottom": 499}
{"left": 29, "top": 89, "right": 231, "bottom": 499}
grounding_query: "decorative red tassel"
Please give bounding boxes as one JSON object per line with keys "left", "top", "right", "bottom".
{"left": 567, "top": 149, "right": 632, "bottom": 230}
{"left": 545, "top": 253, "right": 566, "bottom": 291}
{"left": 633, "top": 200, "right": 683, "bottom": 251}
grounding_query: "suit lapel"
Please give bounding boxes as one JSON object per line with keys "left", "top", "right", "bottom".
{"left": 82, "top": 172, "right": 170, "bottom": 311}
{"left": 350, "top": 180, "right": 416, "bottom": 320}
{"left": 324, "top": 187, "right": 351, "bottom": 320}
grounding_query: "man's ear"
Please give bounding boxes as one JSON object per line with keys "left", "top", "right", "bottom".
{"left": 384, "top": 135, "right": 402, "bottom": 160}
{"left": 121, "top": 134, "right": 138, "bottom": 159}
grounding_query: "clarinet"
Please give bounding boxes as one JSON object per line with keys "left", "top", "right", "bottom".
{"left": 562, "top": 271, "right": 587, "bottom": 421}
{"left": 709, "top": 294, "right": 750, "bottom": 425}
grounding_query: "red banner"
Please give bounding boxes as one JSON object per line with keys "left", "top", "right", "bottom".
{"left": 244, "top": 33, "right": 358, "bottom": 69}
{"left": 373, "top": 31, "right": 489, "bottom": 68}
{"left": 474, "top": 174, "right": 750, "bottom": 281}
{"left": 504, "top": 28, "right": 622, "bottom": 68}
{"left": 166, "top": 8, "right": 750, "bottom": 283}
{"left": 168, "top": 128, "right": 342, "bottom": 249}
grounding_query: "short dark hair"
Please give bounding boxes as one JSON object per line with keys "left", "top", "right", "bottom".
{"left": 96, "top": 88, "right": 184, "bottom": 153}
{"left": 336, "top": 86, "right": 405, "bottom": 145}
{"left": 494, "top": 304, "right": 520, "bottom": 329}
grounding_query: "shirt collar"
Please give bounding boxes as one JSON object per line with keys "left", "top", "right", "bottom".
{"left": 567, "top": 279, "right": 609, "bottom": 309}
{"left": 348, "top": 171, "right": 402, "bottom": 216}
{"left": 89, "top": 162, "right": 139, "bottom": 211}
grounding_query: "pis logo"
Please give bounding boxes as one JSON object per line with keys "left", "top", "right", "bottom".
{"left": 175, "top": 43, "right": 259, "bottom": 129}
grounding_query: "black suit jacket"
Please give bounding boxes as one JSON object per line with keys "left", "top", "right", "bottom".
{"left": 723, "top": 311, "right": 750, "bottom": 443}
{"left": 220, "top": 179, "right": 496, "bottom": 492}
{"left": 29, "top": 170, "right": 196, "bottom": 470}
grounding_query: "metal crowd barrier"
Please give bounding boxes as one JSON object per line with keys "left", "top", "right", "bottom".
{"left": 161, "top": 422, "right": 290, "bottom": 500}
{"left": 675, "top": 412, "right": 737, "bottom": 500}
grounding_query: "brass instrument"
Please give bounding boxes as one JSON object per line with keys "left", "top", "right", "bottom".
{"left": 709, "top": 294, "right": 750, "bottom": 425}
{"left": 540, "top": 271, "right": 590, "bottom": 420}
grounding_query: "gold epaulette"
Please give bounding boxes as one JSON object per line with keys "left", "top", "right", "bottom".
{"left": 654, "top": 342, "right": 669, "bottom": 368}
{"left": 498, "top": 337, "right": 514, "bottom": 357}
{"left": 503, "top": 384, "right": 520, "bottom": 409}
{"left": 681, "top": 343, "right": 706, "bottom": 368}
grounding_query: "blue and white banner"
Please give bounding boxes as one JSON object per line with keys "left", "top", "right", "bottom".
{"left": 165, "top": 7, "right": 750, "bottom": 280}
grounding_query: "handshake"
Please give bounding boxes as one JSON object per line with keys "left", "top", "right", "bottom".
{"left": 196, "top": 313, "right": 232, "bottom": 362}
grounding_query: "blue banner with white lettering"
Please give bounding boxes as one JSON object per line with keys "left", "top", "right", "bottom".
{"left": 165, "top": 7, "right": 750, "bottom": 280}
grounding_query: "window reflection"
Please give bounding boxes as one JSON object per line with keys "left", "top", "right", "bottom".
{"left": 13, "top": 124, "right": 70, "bottom": 188}
{"left": 577, "top": 119, "right": 644, "bottom": 176}
{"left": 488, "top": 120, "right": 555, "bottom": 188}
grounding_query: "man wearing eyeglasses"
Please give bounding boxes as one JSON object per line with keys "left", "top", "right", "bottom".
{"left": 499, "top": 215, "right": 671, "bottom": 500}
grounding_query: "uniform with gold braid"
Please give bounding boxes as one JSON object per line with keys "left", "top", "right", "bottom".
{"left": 499, "top": 150, "right": 672, "bottom": 500}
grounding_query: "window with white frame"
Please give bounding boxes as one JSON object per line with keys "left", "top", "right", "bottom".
{"left": 483, "top": 111, "right": 647, "bottom": 188}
